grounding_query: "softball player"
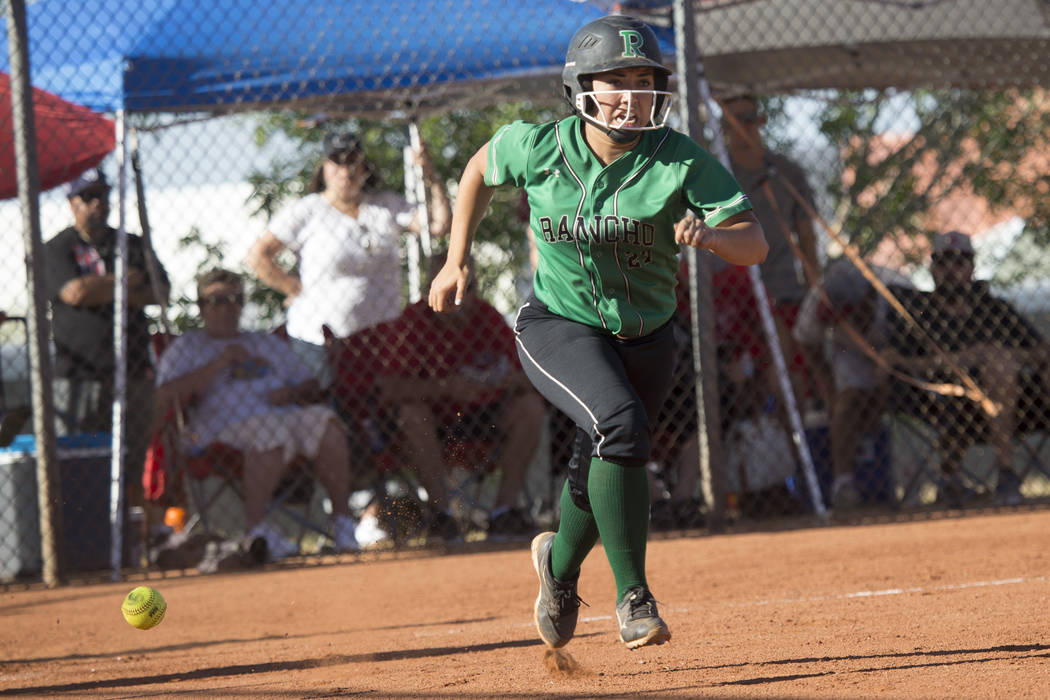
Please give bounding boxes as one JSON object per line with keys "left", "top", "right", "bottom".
{"left": 429, "top": 15, "right": 767, "bottom": 650}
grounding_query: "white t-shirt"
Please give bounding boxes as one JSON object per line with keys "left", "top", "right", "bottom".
{"left": 794, "top": 288, "right": 887, "bottom": 392}
{"left": 268, "top": 192, "right": 414, "bottom": 344}
{"left": 156, "top": 330, "right": 315, "bottom": 449}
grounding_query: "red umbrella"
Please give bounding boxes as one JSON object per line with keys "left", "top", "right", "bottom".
{"left": 0, "top": 72, "right": 114, "bottom": 199}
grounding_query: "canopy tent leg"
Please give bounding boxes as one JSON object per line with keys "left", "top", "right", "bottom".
{"left": 404, "top": 121, "right": 432, "bottom": 301}
{"left": 6, "top": 0, "right": 65, "bottom": 587}
{"left": 109, "top": 109, "right": 129, "bottom": 580}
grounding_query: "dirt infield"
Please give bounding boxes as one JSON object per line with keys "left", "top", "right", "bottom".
{"left": 2, "top": 509, "right": 1048, "bottom": 698}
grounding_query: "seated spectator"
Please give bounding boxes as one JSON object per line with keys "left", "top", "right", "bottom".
{"left": 794, "top": 258, "right": 893, "bottom": 509}
{"left": 155, "top": 268, "right": 366, "bottom": 559}
{"left": 377, "top": 257, "right": 547, "bottom": 541}
{"left": 887, "top": 231, "right": 1043, "bottom": 507}
{"left": 0, "top": 310, "right": 30, "bottom": 447}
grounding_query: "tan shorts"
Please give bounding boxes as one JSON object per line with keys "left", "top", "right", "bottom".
{"left": 213, "top": 404, "right": 342, "bottom": 464}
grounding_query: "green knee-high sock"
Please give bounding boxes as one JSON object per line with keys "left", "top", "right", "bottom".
{"left": 551, "top": 480, "right": 600, "bottom": 580}
{"left": 587, "top": 458, "right": 650, "bottom": 603}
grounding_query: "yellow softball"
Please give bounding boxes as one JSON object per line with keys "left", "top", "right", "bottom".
{"left": 121, "top": 586, "right": 166, "bottom": 630}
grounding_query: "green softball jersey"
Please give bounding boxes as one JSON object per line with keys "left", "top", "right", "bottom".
{"left": 486, "top": 115, "right": 751, "bottom": 338}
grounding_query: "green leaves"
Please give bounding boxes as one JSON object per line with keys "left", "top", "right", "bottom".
{"left": 814, "top": 88, "right": 1050, "bottom": 276}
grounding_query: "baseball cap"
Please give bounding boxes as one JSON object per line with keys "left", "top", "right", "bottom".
{"left": 323, "top": 131, "right": 364, "bottom": 160}
{"left": 822, "top": 258, "right": 870, "bottom": 308}
{"left": 64, "top": 168, "right": 109, "bottom": 198}
{"left": 932, "top": 230, "right": 974, "bottom": 256}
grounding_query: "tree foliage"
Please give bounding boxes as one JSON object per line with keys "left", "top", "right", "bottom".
{"left": 813, "top": 88, "right": 1050, "bottom": 283}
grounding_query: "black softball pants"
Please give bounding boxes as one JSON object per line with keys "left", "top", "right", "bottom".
{"left": 513, "top": 296, "right": 677, "bottom": 509}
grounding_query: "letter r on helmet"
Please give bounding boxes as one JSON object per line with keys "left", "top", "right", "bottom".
{"left": 619, "top": 29, "right": 644, "bottom": 58}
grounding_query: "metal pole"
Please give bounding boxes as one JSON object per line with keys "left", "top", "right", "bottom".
{"left": 6, "top": 0, "right": 65, "bottom": 586}
{"left": 407, "top": 122, "right": 432, "bottom": 258}
{"left": 670, "top": 0, "right": 824, "bottom": 520}
{"left": 130, "top": 129, "right": 171, "bottom": 333}
{"left": 672, "top": 0, "right": 725, "bottom": 531}
{"left": 692, "top": 80, "right": 826, "bottom": 521}
{"left": 109, "top": 109, "right": 129, "bottom": 578}
{"left": 404, "top": 122, "right": 431, "bottom": 301}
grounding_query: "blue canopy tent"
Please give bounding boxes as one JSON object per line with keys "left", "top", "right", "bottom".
{"left": 15, "top": 0, "right": 1050, "bottom": 117}
{"left": 2, "top": 0, "right": 609, "bottom": 116}
{"left": 17, "top": 0, "right": 1050, "bottom": 117}
{"left": 2, "top": 0, "right": 619, "bottom": 577}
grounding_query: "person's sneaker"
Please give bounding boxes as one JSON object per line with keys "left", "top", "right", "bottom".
{"left": 427, "top": 509, "right": 462, "bottom": 544}
{"left": 354, "top": 512, "right": 391, "bottom": 548}
{"left": 247, "top": 521, "right": 299, "bottom": 561}
{"left": 831, "top": 475, "right": 862, "bottom": 510}
{"left": 936, "top": 472, "right": 977, "bottom": 509}
{"left": 993, "top": 469, "right": 1024, "bottom": 507}
{"left": 649, "top": 498, "right": 676, "bottom": 531}
{"left": 530, "top": 531, "right": 585, "bottom": 648}
{"left": 487, "top": 507, "right": 536, "bottom": 540}
{"left": 672, "top": 498, "right": 706, "bottom": 529}
{"left": 615, "top": 585, "right": 671, "bottom": 650}
{"left": 331, "top": 514, "right": 361, "bottom": 553}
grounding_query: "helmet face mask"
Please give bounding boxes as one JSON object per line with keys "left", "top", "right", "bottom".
{"left": 563, "top": 15, "right": 673, "bottom": 138}
{"left": 574, "top": 87, "right": 674, "bottom": 133}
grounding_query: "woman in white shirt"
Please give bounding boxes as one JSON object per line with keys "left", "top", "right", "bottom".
{"left": 246, "top": 131, "right": 450, "bottom": 380}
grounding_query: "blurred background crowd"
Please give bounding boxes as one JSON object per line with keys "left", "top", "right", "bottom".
{"left": 3, "top": 0, "right": 1050, "bottom": 581}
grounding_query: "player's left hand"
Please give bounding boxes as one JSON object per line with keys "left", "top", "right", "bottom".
{"left": 675, "top": 216, "right": 718, "bottom": 250}
{"left": 428, "top": 262, "right": 469, "bottom": 313}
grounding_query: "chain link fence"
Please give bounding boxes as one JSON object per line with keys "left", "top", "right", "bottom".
{"left": 3, "top": 0, "right": 1050, "bottom": 584}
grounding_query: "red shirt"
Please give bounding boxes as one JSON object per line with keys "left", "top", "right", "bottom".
{"left": 675, "top": 258, "right": 764, "bottom": 359}
{"left": 381, "top": 299, "right": 520, "bottom": 409}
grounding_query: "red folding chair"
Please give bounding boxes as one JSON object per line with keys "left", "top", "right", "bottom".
{"left": 145, "top": 330, "right": 329, "bottom": 553}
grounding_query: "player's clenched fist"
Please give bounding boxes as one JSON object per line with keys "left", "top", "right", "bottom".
{"left": 674, "top": 216, "right": 718, "bottom": 250}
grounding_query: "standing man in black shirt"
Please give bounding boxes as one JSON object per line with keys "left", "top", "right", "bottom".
{"left": 44, "top": 168, "right": 169, "bottom": 512}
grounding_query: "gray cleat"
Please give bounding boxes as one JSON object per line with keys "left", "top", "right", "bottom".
{"left": 615, "top": 585, "right": 671, "bottom": 649}
{"left": 530, "top": 532, "right": 584, "bottom": 648}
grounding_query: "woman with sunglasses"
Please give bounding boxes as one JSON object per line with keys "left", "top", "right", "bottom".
{"left": 429, "top": 15, "right": 766, "bottom": 651}
{"left": 246, "top": 131, "right": 451, "bottom": 382}
{"left": 155, "top": 267, "right": 364, "bottom": 559}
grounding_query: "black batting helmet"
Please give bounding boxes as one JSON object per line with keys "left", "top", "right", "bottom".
{"left": 562, "top": 15, "right": 671, "bottom": 105}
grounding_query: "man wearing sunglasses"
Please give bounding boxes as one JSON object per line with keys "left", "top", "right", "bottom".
{"left": 376, "top": 256, "right": 546, "bottom": 543}
{"left": 44, "top": 167, "right": 170, "bottom": 523}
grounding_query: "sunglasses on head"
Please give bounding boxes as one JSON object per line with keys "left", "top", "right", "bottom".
{"left": 200, "top": 292, "right": 244, "bottom": 307}
{"left": 77, "top": 189, "right": 109, "bottom": 203}
{"left": 328, "top": 150, "right": 365, "bottom": 167}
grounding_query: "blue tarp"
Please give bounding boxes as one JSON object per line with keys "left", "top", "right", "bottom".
{"left": 1, "top": 0, "right": 614, "bottom": 113}
{"left": 1, "top": 433, "right": 111, "bottom": 455}
{"left": 6, "top": 1, "right": 1049, "bottom": 114}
